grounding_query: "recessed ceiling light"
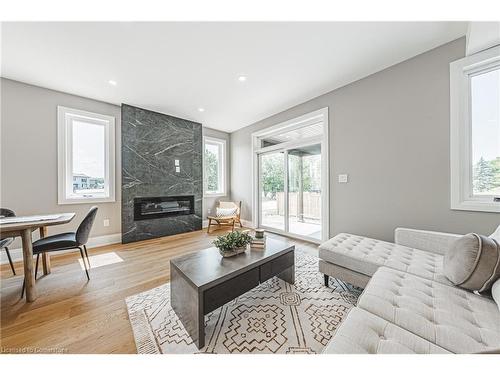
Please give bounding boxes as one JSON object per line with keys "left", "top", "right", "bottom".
{"left": 108, "top": 80, "right": 117, "bottom": 86}
{"left": 198, "top": 108, "right": 205, "bottom": 112}
{"left": 238, "top": 75, "right": 247, "bottom": 82}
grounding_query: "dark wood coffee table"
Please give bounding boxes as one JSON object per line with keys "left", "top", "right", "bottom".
{"left": 170, "top": 237, "right": 295, "bottom": 348}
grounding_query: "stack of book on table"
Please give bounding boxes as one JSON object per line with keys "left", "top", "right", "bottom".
{"left": 251, "top": 236, "right": 265, "bottom": 249}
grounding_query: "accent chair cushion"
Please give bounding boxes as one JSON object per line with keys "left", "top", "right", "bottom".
{"left": 32, "top": 232, "right": 78, "bottom": 253}
{"left": 215, "top": 207, "right": 237, "bottom": 217}
{"left": 443, "top": 233, "right": 500, "bottom": 293}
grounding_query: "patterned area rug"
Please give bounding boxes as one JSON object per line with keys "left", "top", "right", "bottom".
{"left": 125, "top": 252, "right": 362, "bottom": 354}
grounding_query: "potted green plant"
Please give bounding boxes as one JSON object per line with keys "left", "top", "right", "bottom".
{"left": 213, "top": 231, "right": 253, "bottom": 258}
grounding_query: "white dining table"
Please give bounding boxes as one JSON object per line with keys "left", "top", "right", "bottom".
{"left": 0, "top": 212, "right": 76, "bottom": 302}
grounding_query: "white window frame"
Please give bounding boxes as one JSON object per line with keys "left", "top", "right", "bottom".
{"left": 450, "top": 45, "right": 500, "bottom": 213}
{"left": 203, "top": 136, "right": 227, "bottom": 197}
{"left": 57, "top": 106, "right": 116, "bottom": 205}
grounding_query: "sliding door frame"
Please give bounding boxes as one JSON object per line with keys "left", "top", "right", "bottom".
{"left": 251, "top": 107, "right": 329, "bottom": 244}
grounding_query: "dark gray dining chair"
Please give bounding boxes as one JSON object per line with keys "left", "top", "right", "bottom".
{"left": 0, "top": 208, "right": 17, "bottom": 275}
{"left": 21, "top": 206, "right": 98, "bottom": 298}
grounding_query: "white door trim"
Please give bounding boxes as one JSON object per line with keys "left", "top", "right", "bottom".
{"left": 251, "top": 107, "right": 330, "bottom": 242}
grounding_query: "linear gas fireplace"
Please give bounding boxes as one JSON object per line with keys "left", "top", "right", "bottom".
{"left": 134, "top": 195, "right": 195, "bottom": 221}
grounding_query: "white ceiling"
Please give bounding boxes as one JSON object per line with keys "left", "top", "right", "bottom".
{"left": 1, "top": 22, "right": 467, "bottom": 132}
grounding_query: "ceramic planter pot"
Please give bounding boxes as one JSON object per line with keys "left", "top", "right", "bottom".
{"left": 218, "top": 246, "right": 247, "bottom": 258}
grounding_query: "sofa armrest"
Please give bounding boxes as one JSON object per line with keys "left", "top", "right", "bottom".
{"left": 394, "top": 228, "right": 462, "bottom": 255}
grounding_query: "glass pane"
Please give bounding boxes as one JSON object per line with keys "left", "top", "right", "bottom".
{"left": 288, "top": 144, "right": 321, "bottom": 240}
{"left": 471, "top": 68, "right": 500, "bottom": 196}
{"left": 72, "top": 120, "right": 105, "bottom": 196}
{"left": 260, "top": 152, "right": 285, "bottom": 230}
{"left": 205, "top": 143, "right": 220, "bottom": 193}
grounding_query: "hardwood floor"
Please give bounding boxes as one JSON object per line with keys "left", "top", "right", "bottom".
{"left": 0, "top": 228, "right": 318, "bottom": 354}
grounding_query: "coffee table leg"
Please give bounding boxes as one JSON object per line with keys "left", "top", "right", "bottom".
{"left": 277, "top": 254, "right": 295, "bottom": 284}
{"left": 278, "top": 266, "right": 295, "bottom": 284}
{"left": 197, "top": 296, "right": 205, "bottom": 349}
{"left": 170, "top": 264, "right": 205, "bottom": 348}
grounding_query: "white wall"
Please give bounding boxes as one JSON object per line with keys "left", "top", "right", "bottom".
{"left": 230, "top": 37, "right": 500, "bottom": 242}
{"left": 466, "top": 22, "right": 500, "bottom": 56}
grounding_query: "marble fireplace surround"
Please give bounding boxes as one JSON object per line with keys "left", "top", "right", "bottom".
{"left": 121, "top": 104, "right": 202, "bottom": 243}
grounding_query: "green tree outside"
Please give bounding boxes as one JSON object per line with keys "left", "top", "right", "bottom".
{"left": 490, "top": 157, "right": 500, "bottom": 187}
{"left": 262, "top": 153, "right": 321, "bottom": 198}
{"left": 473, "top": 156, "right": 498, "bottom": 193}
{"left": 205, "top": 149, "right": 219, "bottom": 191}
{"left": 261, "top": 154, "right": 284, "bottom": 198}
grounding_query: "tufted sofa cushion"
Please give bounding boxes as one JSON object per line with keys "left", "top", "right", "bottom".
{"left": 324, "top": 307, "right": 450, "bottom": 354}
{"left": 319, "top": 233, "right": 450, "bottom": 285}
{"left": 357, "top": 267, "right": 500, "bottom": 353}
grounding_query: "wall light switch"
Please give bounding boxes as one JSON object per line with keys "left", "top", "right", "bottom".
{"left": 103, "top": 219, "right": 110, "bottom": 227}
{"left": 175, "top": 166, "right": 180, "bottom": 173}
{"left": 174, "top": 159, "right": 180, "bottom": 166}
{"left": 338, "top": 174, "right": 348, "bottom": 183}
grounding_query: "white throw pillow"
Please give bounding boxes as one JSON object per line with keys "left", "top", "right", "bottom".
{"left": 492, "top": 278, "right": 500, "bottom": 312}
{"left": 216, "top": 207, "right": 237, "bottom": 217}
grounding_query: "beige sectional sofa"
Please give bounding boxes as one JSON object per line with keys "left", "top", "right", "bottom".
{"left": 319, "top": 227, "right": 500, "bottom": 354}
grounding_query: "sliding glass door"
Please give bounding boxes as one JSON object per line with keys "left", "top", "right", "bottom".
{"left": 288, "top": 144, "right": 321, "bottom": 240}
{"left": 258, "top": 143, "right": 322, "bottom": 241}
{"left": 254, "top": 108, "right": 328, "bottom": 243}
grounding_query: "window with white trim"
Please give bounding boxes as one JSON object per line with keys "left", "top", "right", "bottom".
{"left": 203, "top": 136, "right": 226, "bottom": 196}
{"left": 57, "top": 106, "right": 116, "bottom": 204}
{"left": 450, "top": 46, "right": 500, "bottom": 212}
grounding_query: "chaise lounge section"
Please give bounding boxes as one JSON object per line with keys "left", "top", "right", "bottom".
{"left": 319, "top": 228, "right": 461, "bottom": 288}
{"left": 320, "top": 227, "right": 500, "bottom": 354}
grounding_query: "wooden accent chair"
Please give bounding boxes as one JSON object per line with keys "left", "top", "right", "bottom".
{"left": 207, "top": 201, "right": 242, "bottom": 233}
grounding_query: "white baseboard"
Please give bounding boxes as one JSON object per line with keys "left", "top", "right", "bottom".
{"left": 87, "top": 233, "right": 121, "bottom": 248}
{"left": 241, "top": 219, "right": 255, "bottom": 228}
{"left": 0, "top": 233, "right": 122, "bottom": 266}
{"left": 202, "top": 219, "right": 255, "bottom": 229}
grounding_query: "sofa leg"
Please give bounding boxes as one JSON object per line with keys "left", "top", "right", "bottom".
{"left": 324, "top": 274, "right": 329, "bottom": 287}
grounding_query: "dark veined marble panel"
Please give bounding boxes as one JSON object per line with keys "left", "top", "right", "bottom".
{"left": 121, "top": 104, "right": 202, "bottom": 243}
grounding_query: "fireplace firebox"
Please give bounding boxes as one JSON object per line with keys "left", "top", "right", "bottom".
{"left": 134, "top": 196, "right": 195, "bottom": 221}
